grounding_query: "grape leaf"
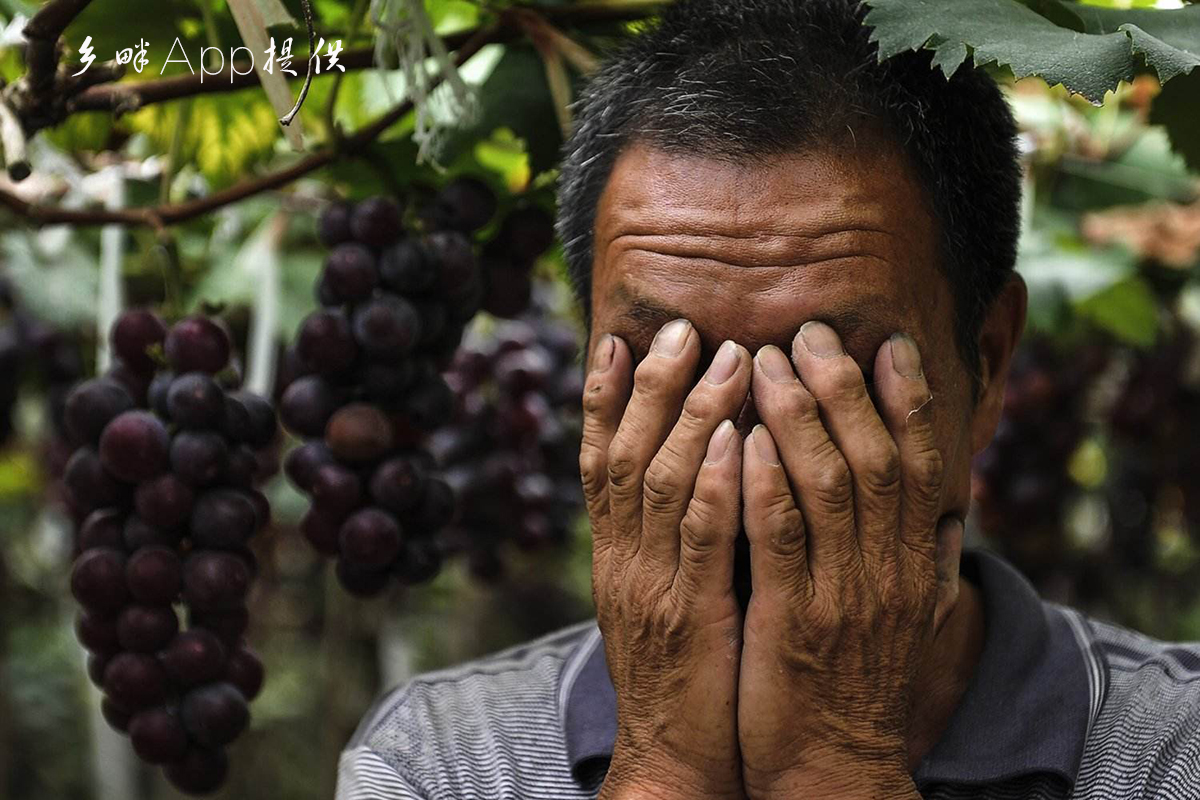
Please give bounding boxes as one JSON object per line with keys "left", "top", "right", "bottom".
{"left": 861, "top": 0, "right": 1198, "bottom": 102}
{"left": 1149, "top": 69, "right": 1200, "bottom": 173}
{"left": 1075, "top": 275, "right": 1159, "bottom": 346}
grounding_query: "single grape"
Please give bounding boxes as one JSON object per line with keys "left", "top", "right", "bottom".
{"left": 324, "top": 243, "right": 380, "bottom": 302}
{"left": 350, "top": 196, "right": 404, "bottom": 248}
{"left": 360, "top": 362, "right": 417, "bottom": 406}
{"left": 351, "top": 295, "right": 422, "bottom": 357}
{"left": 404, "top": 377, "right": 455, "bottom": 430}
{"left": 106, "top": 360, "right": 152, "bottom": 407}
{"left": 76, "top": 610, "right": 121, "bottom": 655}
{"left": 432, "top": 176, "right": 497, "bottom": 233}
{"left": 392, "top": 539, "right": 443, "bottom": 586}
{"left": 129, "top": 707, "right": 190, "bottom": 764}
{"left": 339, "top": 508, "right": 403, "bottom": 568}
{"left": 101, "top": 697, "right": 133, "bottom": 733}
{"left": 71, "top": 547, "right": 129, "bottom": 614}
{"left": 284, "top": 440, "right": 335, "bottom": 493}
{"left": 311, "top": 464, "right": 364, "bottom": 517}
{"left": 64, "top": 378, "right": 135, "bottom": 446}
{"left": 247, "top": 488, "right": 271, "bottom": 531}
{"left": 78, "top": 508, "right": 127, "bottom": 552}
{"left": 160, "top": 629, "right": 227, "bottom": 687}
{"left": 426, "top": 231, "right": 477, "bottom": 296}
{"left": 325, "top": 404, "right": 394, "bottom": 463}
{"left": 124, "top": 515, "right": 181, "bottom": 551}
{"left": 482, "top": 262, "right": 533, "bottom": 319}
{"left": 188, "top": 606, "right": 250, "bottom": 650}
{"left": 183, "top": 552, "right": 251, "bottom": 612}
{"left": 410, "top": 478, "right": 456, "bottom": 532}
{"left": 164, "top": 746, "right": 229, "bottom": 795}
{"left": 369, "top": 455, "right": 427, "bottom": 515}
{"left": 170, "top": 431, "right": 230, "bottom": 487}
{"left": 87, "top": 653, "right": 109, "bottom": 686}
{"left": 297, "top": 310, "right": 358, "bottom": 375}
{"left": 300, "top": 508, "right": 345, "bottom": 556}
{"left": 379, "top": 239, "right": 436, "bottom": 294}
{"left": 190, "top": 489, "right": 258, "bottom": 549}
{"left": 99, "top": 411, "right": 170, "bottom": 483}
{"left": 317, "top": 201, "right": 354, "bottom": 248}
{"left": 65, "top": 447, "right": 129, "bottom": 512}
{"left": 165, "top": 317, "right": 231, "bottom": 375}
{"left": 335, "top": 557, "right": 391, "bottom": 597}
{"left": 280, "top": 376, "right": 341, "bottom": 438}
{"left": 126, "top": 545, "right": 183, "bottom": 605}
{"left": 224, "top": 445, "right": 258, "bottom": 488}
{"left": 224, "top": 646, "right": 264, "bottom": 701}
{"left": 497, "top": 206, "right": 556, "bottom": 265}
{"left": 225, "top": 391, "right": 277, "bottom": 448}
{"left": 414, "top": 300, "right": 448, "bottom": 345}
{"left": 117, "top": 604, "right": 180, "bottom": 652}
{"left": 167, "top": 373, "right": 225, "bottom": 429}
{"left": 111, "top": 309, "right": 167, "bottom": 374}
{"left": 148, "top": 371, "right": 175, "bottom": 418}
{"left": 181, "top": 682, "right": 249, "bottom": 747}
{"left": 104, "top": 652, "right": 168, "bottom": 710}
{"left": 135, "top": 474, "right": 196, "bottom": 530}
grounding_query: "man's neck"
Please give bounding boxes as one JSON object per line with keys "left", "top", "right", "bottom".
{"left": 905, "top": 575, "right": 986, "bottom": 771}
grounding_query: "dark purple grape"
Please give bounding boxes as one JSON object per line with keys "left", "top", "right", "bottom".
{"left": 190, "top": 489, "right": 257, "bottom": 549}
{"left": 78, "top": 508, "right": 126, "bottom": 551}
{"left": 135, "top": 474, "right": 196, "bottom": 530}
{"left": 297, "top": 310, "right": 358, "bottom": 375}
{"left": 247, "top": 489, "right": 271, "bottom": 531}
{"left": 188, "top": 606, "right": 250, "bottom": 649}
{"left": 300, "top": 508, "right": 344, "bottom": 556}
{"left": 335, "top": 557, "right": 391, "bottom": 597}
{"left": 497, "top": 206, "right": 555, "bottom": 264}
{"left": 315, "top": 273, "right": 340, "bottom": 307}
{"left": 393, "top": 539, "right": 442, "bottom": 585}
{"left": 411, "top": 478, "right": 455, "bottom": 532}
{"left": 129, "top": 707, "right": 189, "bottom": 764}
{"left": 224, "top": 445, "right": 258, "bottom": 488}
{"left": 165, "top": 317, "right": 231, "bottom": 375}
{"left": 280, "top": 376, "right": 341, "bottom": 438}
{"left": 350, "top": 196, "right": 404, "bottom": 248}
{"left": 482, "top": 263, "right": 533, "bottom": 319}
{"left": 160, "top": 629, "right": 227, "bottom": 687}
{"left": 326, "top": 404, "right": 394, "bottom": 462}
{"left": 76, "top": 610, "right": 121, "bottom": 655}
{"left": 164, "top": 746, "right": 229, "bottom": 795}
{"left": 494, "top": 347, "right": 553, "bottom": 394}
{"left": 117, "top": 604, "right": 179, "bottom": 652}
{"left": 99, "top": 411, "right": 170, "bottom": 483}
{"left": 369, "top": 456, "right": 427, "bottom": 515}
{"left": 183, "top": 552, "right": 251, "bottom": 612}
{"left": 65, "top": 448, "right": 128, "bottom": 511}
{"left": 379, "top": 239, "right": 436, "bottom": 294}
{"left": 64, "top": 378, "right": 134, "bottom": 446}
{"left": 225, "top": 391, "right": 276, "bottom": 448}
{"left": 71, "top": 547, "right": 129, "bottom": 613}
{"left": 324, "top": 243, "right": 379, "bottom": 302}
{"left": 351, "top": 296, "right": 422, "bottom": 357}
{"left": 311, "top": 464, "right": 364, "bottom": 517}
{"left": 361, "top": 362, "right": 417, "bottom": 405}
{"left": 111, "top": 310, "right": 167, "bottom": 374}
{"left": 167, "top": 373, "right": 225, "bottom": 429}
{"left": 170, "top": 431, "right": 230, "bottom": 487}
{"left": 433, "top": 176, "right": 497, "bottom": 233}
{"left": 284, "top": 440, "right": 335, "bottom": 493}
{"left": 101, "top": 697, "right": 132, "bottom": 732}
{"left": 148, "top": 371, "right": 175, "bottom": 418}
{"left": 427, "top": 231, "right": 477, "bottom": 296}
{"left": 105, "top": 360, "right": 152, "bottom": 406}
{"left": 87, "top": 653, "right": 109, "bottom": 686}
{"left": 181, "top": 682, "right": 249, "bottom": 747}
{"left": 104, "top": 652, "right": 168, "bottom": 710}
{"left": 124, "top": 515, "right": 180, "bottom": 551}
{"left": 468, "top": 548, "right": 505, "bottom": 582}
{"left": 404, "top": 378, "right": 455, "bottom": 430}
{"left": 339, "top": 508, "right": 403, "bottom": 568}
{"left": 415, "top": 301, "right": 448, "bottom": 345}
{"left": 224, "top": 646, "right": 264, "bottom": 701}
{"left": 317, "top": 201, "right": 354, "bottom": 247}
{"left": 127, "top": 546, "right": 183, "bottom": 605}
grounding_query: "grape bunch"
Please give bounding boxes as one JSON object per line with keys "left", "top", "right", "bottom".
{"left": 65, "top": 309, "right": 276, "bottom": 795}
{"left": 431, "top": 294, "right": 584, "bottom": 580}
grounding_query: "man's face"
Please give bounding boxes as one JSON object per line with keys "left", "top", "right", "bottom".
{"left": 587, "top": 140, "right": 980, "bottom": 562}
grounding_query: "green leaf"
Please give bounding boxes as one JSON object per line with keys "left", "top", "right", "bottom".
{"left": 863, "top": 0, "right": 1200, "bottom": 102}
{"left": 1149, "top": 66, "right": 1200, "bottom": 173}
{"left": 1075, "top": 275, "right": 1159, "bottom": 346}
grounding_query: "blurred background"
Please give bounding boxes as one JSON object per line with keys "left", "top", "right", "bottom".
{"left": 0, "top": 0, "right": 1197, "bottom": 798}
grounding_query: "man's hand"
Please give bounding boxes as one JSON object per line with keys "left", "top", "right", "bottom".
{"left": 737, "top": 322, "right": 964, "bottom": 800}
{"left": 581, "top": 319, "right": 751, "bottom": 800}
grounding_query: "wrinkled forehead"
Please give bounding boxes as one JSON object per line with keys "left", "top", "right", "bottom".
{"left": 590, "top": 141, "right": 947, "bottom": 365}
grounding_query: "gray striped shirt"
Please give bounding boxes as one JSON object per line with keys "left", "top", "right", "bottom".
{"left": 338, "top": 550, "right": 1200, "bottom": 799}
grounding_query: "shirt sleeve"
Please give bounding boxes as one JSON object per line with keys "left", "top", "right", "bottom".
{"left": 336, "top": 746, "right": 429, "bottom": 800}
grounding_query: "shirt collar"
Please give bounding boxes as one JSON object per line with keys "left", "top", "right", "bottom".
{"left": 561, "top": 549, "right": 1104, "bottom": 788}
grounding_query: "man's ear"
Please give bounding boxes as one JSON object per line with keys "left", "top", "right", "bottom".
{"left": 969, "top": 273, "right": 1027, "bottom": 455}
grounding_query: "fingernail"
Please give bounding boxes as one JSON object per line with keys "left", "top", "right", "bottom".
{"left": 705, "top": 420, "right": 736, "bottom": 464}
{"left": 594, "top": 334, "right": 614, "bottom": 373}
{"left": 705, "top": 341, "right": 740, "bottom": 385}
{"left": 799, "top": 321, "right": 844, "bottom": 358}
{"left": 652, "top": 319, "right": 691, "bottom": 357}
{"left": 755, "top": 345, "right": 795, "bottom": 383}
{"left": 752, "top": 424, "right": 779, "bottom": 466}
{"left": 890, "top": 333, "right": 922, "bottom": 378}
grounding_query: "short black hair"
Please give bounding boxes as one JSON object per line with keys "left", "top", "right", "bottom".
{"left": 556, "top": 0, "right": 1022, "bottom": 386}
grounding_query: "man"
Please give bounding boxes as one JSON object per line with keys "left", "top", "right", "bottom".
{"left": 338, "top": 1, "right": 1200, "bottom": 798}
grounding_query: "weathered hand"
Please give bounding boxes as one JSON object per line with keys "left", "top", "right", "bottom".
{"left": 737, "top": 323, "right": 963, "bottom": 800}
{"left": 581, "top": 319, "right": 751, "bottom": 800}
